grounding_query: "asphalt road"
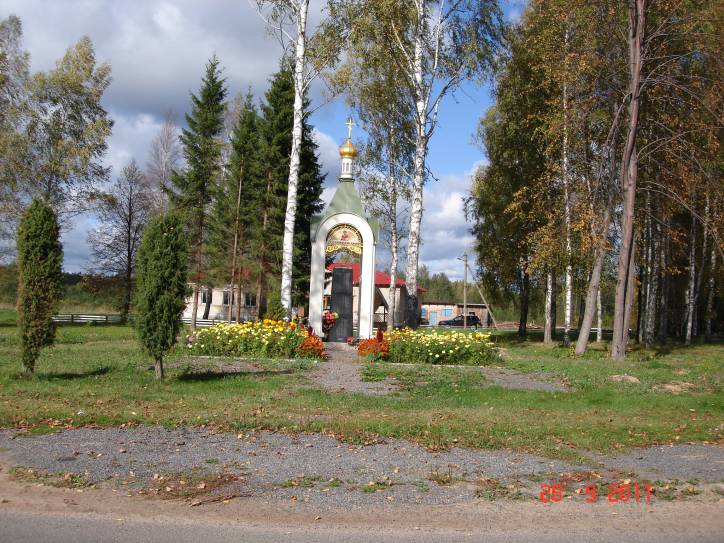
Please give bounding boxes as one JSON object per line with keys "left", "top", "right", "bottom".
{"left": 3, "top": 509, "right": 724, "bottom": 543}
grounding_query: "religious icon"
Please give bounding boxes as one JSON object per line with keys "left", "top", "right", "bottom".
{"left": 326, "top": 224, "right": 362, "bottom": 255}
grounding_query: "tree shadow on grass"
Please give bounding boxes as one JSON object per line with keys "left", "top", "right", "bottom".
{"left": 36, "top": 366, "right": 111, "bottom": 381}
{"left": 176, "top": 368, "right": 295, "bottom": 382}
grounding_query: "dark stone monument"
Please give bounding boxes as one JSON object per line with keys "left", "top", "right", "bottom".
{"left": 329, "top": 267, "right": 353, "bottom": 342}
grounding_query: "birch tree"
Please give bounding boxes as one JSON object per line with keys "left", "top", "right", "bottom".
{"left": 88, "top": 160, "right": 153, "bottom": 322}
{"left": 329, "top": 0, "right": 502, "bottom": 327}
{"left": 252, "top": 0, "right": 339, "bottom": 319}
{"left": 358, "top": 154, "right": 411, "bottom": 330}
{"left": 146, "top": 112, "right": 181, "bottom": 214}
{"left": 327, "top": 6, "right": 414, "bottom": 331}
{"left": 0, "top": 15, "right": 29, "bottom": 256}
{"left": 22, "top": 36, "right": 112, "bottom": 218}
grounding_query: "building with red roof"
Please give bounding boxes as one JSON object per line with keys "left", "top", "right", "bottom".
{"left": 324, "top": 262, "right": 424, "bottom": 329}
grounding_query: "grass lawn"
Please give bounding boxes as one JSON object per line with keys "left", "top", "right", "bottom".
{"left": 0, "top": 308, "right": 722, "bottom": 460}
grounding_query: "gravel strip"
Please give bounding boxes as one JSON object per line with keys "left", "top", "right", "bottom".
{"left": 0, "top": 427, "right": 577, "bottom": 508}
{"left": 2, "top": 427, "right": 721, "bottom": 509}
{"left": 589, "top": 444, "right": 724, "bottom": 482}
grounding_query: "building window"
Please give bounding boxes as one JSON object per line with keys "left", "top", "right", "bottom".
{"left": 245, "top": 293, "right": 256, "bottom": 307}
{"left": 421, "top": 307, "right": 427, "bottom": 317}
{"left": 223, "top": 290, "right": 235, "bottom": 306}
{"left": 201, "top": 288, "right": 211, "bottom": 305}
{"left": 442, "top": 308, "right": 453, "bottom": 317}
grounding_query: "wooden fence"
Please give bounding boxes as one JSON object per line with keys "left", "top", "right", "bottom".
{"left": 50, "top": 314, "right": 250, "bottom": 327}
{"left": 181, "top": 317, "right": 250, "bottom": 327}
{"left": 52, "top": 314, "right": 123, "bottom": 324}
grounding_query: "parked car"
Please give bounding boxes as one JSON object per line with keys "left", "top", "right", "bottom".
{"left": 438, "top": 314, "right": 482, "bottom": 329}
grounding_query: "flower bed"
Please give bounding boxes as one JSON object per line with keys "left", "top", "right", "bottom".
{"left": 186, "top": 320, "right": 326, "bottom": 360}
{"left": 357, "top": 337, "right": 390, "bottom": 362}
{"left": 358, "top": 329, "right": 497, "bottom": 365}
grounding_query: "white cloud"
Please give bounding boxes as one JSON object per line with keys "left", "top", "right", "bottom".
{"left": 3, "top": 2, "right": 485, "bottom": 279}
{"left": 61, "top": 215, "right": 96, "bottom": 273}
{"left": 106, "top": 111, "right": 164, "bottom": 176}
{"left": 416, "top": 161, "right": 486, "bottom": 279}
{"left": 312, "top": 128, "right": 340, "bottom": 186}
{"left": 153, "top": 2, "right": 185, "bottom": 34}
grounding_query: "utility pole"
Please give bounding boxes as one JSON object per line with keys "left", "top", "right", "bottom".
{"left": 459, "top": 253, "right": 468, "bottom": 329}
{"left": 466, "top": 261, "right": 499, "bottom": 329}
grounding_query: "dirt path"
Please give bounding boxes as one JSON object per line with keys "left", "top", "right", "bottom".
{"left": 311, "top": 342, "right": 568, "bottom": 395}
{"left": 310, "top": 342, "right": 400, "bottom": 395}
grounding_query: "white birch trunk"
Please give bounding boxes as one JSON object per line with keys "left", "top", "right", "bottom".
{"left": 228, "top": 169, "right": 243, "bottom": 322}
{"left": 693, "top": 195, "right": 710, "bottom": 337}
{"left": 596, "top": 285, "right": 603, "bottom": 342}
{"left": 562, "top": 116, "right": 573, "bottom": 346}
{"left": 279, "top": 0, "right": 309, "bottom": 320}
{"left": 544, "top": 272, "right": 554, "bottom": 344}
{"left": 404, "top": 0, "right": 428, "bottom": 327}
{"left": 705, "top": 244, "right": 716, "bottom": 341}
{"left": 388, "top": 229, "right": 398, "bottom": 332}
{"left": 388, "top": 160, "right": 398, "bottom": 332}
{"left": 685, "top": 212, "right": 697, "bottom": 344}
{"left": 190, "top": 282, "right": 199, "bottom": 333}
{"left": 562, "top": 28, "right": 573, "bottom": 347}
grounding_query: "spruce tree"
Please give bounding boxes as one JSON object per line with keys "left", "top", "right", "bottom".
{"left": 252, "top": 67, "right": 294, "bottom": 317}
{"left": 167, "top": 56, "right": 227, "bottom": 331}
{"left": 134, "top": 212, "right": 189, "bottom": 380}
{"left": 294, "top": 119, "right": 325, "bottom": 307}
{"left": 16, "top": 199, "right": 63, "bottom": 373}
{"left": 207, "top": 93, "right": 261, "bottom": 321}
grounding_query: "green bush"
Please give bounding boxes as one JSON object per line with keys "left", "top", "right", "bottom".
{"left": 134, "top": 213, "right": 189, "bottom": 379}
{"left": 16, "top": 199, "right": 64, "bottom": 373}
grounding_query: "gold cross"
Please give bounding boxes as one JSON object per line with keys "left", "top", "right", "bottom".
{"left": 345, "top": 117, "right": 354, "bottom": 139}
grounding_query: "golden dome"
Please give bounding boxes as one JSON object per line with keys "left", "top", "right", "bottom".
{"left": 339, "top": 138, "right": 358, "bottom": 159}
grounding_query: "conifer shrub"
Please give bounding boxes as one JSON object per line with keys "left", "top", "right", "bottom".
{"left": 16, "top": 199, "right": 64, "bottom": 373}
{"left": 134, "top": 212, "right": 189, "bottom": 379}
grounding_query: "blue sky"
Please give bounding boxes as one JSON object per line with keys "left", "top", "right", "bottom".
{"left": 3, "top": 0, "right": 524, "bottom": 280}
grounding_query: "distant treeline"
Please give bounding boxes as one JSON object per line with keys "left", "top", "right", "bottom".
{"left": 0, "top": 264, "right": 122, "bottom": 312}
